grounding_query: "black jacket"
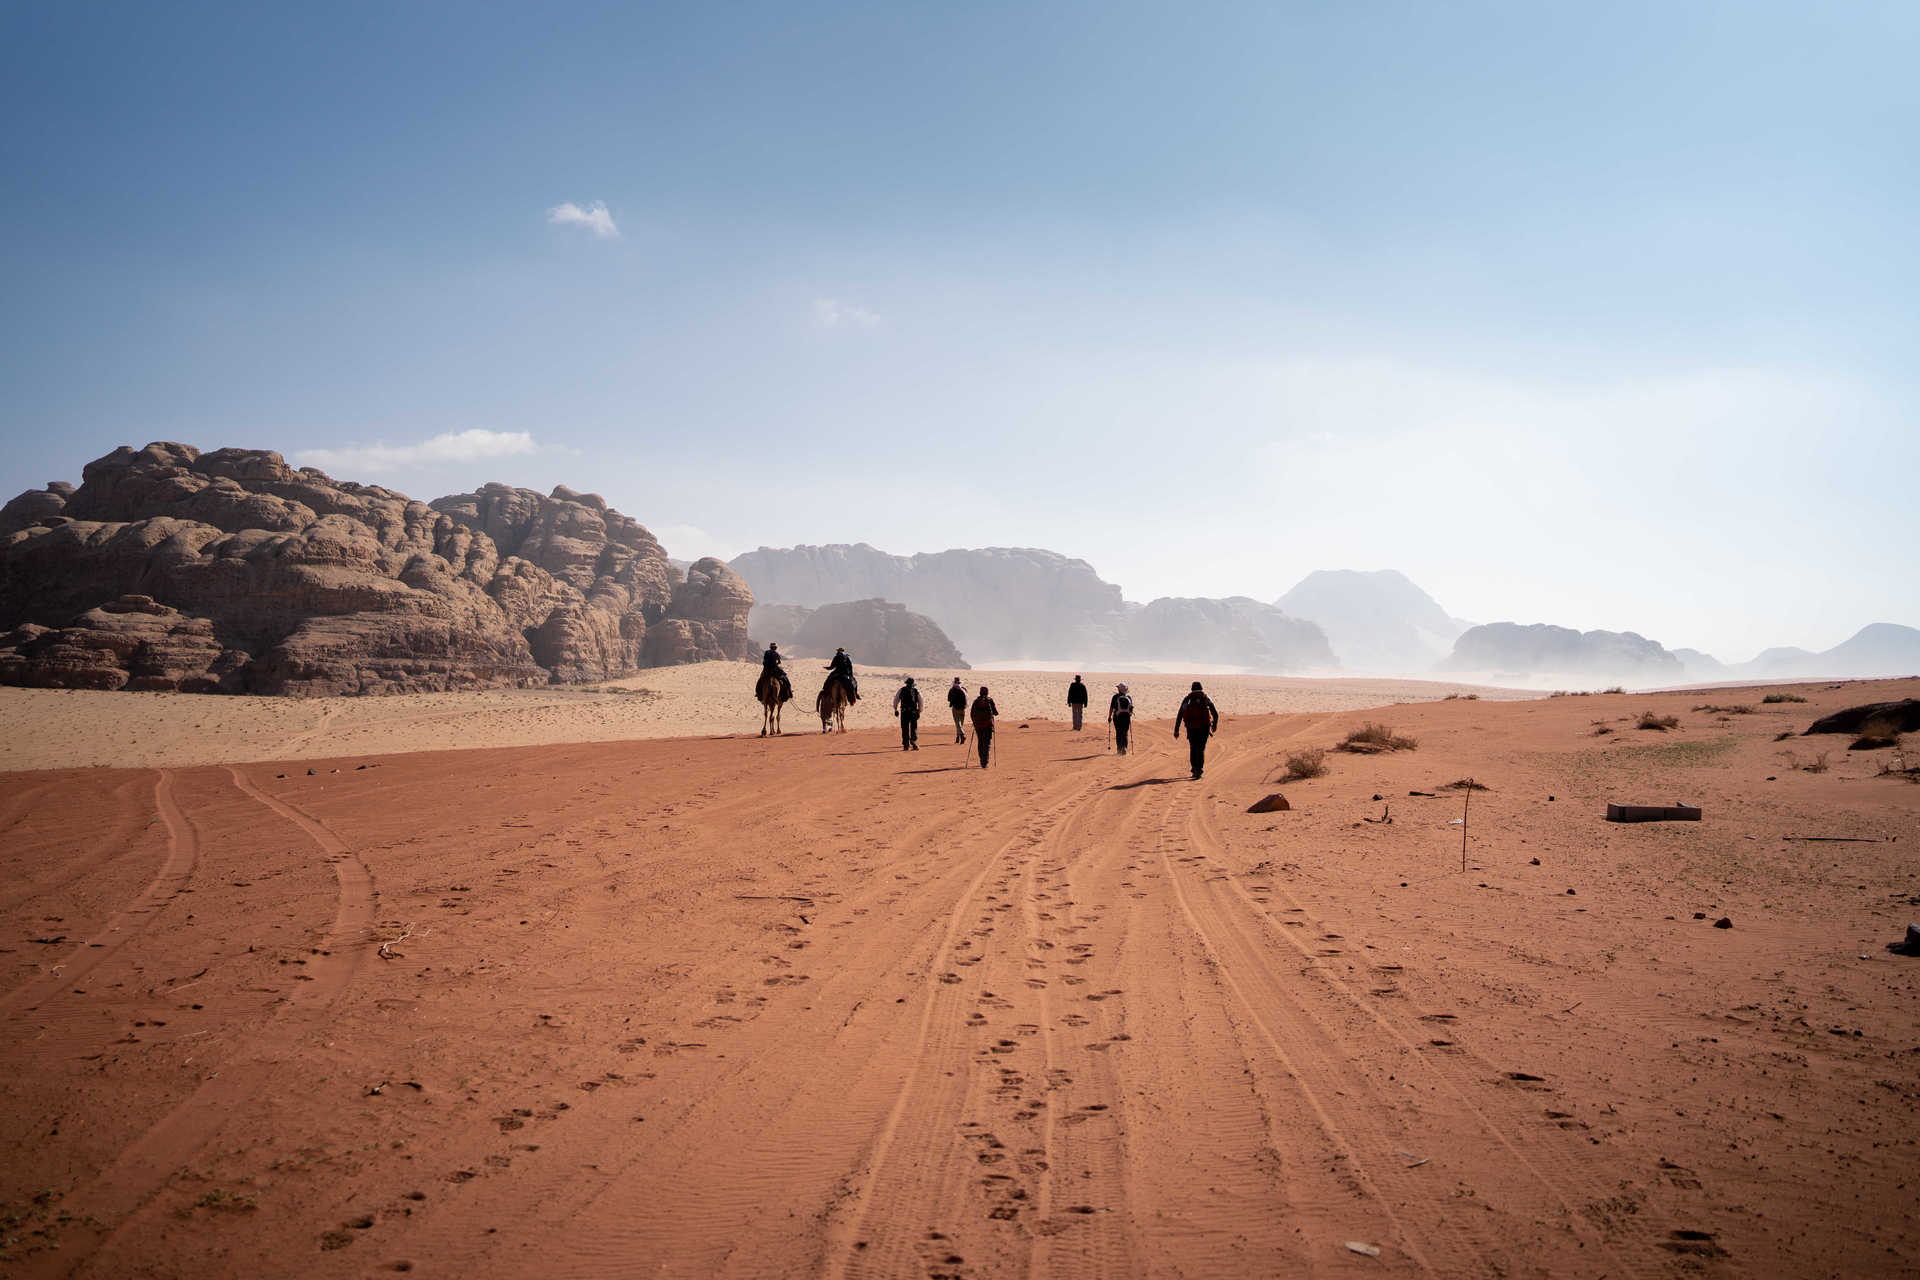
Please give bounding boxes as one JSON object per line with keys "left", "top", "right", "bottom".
{"left": 1067, "top": 679, "right": 1088, "bottom": 706}
{"left": 947, "top": 685, "right": 967, "bottom": 710}
{"left": 1108, "top": 692, "right": 1133, "bottom": 718}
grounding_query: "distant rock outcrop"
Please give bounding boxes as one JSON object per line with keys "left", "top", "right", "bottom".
{"left": 731, "top": 543, "right": 1333, "bottom": 670}
{"left": 1735, "top": 624, "right": 1920, "bottom": 680}
{"left": 1439, "top": 622, "right": 1685, "bottom": 683}
{"left": 1275, "top": 569, "right": 1464, "bottom": 672}
{"left": 1124, "top": 597, "right": 1336, "bottom": 670}
{"left": 768, "top": 599, "right": 969, "bottom": 669}
{"left": 0, "top": 443, "right": 754, "bottom": 695}
{"left": 1671, "top": 648, "right": 1731, "bottom": 681}
{"left": 731, "top": 543, "right": 1124, "bottom": 661}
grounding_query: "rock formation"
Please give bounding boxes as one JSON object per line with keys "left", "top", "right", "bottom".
{"left": 1439, "top": 622, "right": 1685, "bottom": 684}
{"left": 1275, "top": 569, "right": 1464, "bottom": 672}
{"left": 772, "top": 599, "right": 969, "bottom": 669}
{"left": 1123, "top": 597, "right": 1335, "bottom": 671}
{"left": 1735, "top": 623, "right": 1920, "bottom": 681}
{"left": 731, "top": 544, "right": 1126, "bottom": 662}
{"left": 0, "top": 443, "right": 754, "bottom": 695}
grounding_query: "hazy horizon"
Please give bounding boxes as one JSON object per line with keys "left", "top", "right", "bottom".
{"left": 4, "top": 2, "right": 1915, "bottom": 661}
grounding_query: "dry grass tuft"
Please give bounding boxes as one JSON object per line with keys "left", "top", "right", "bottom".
{"left": 1762, "top": 692, "right": 1807, "bottom": 704}
{"left": 1340, "top": 722, "right": 1417, "bottom": 752}
{"left": 1778, "top": 748, "right": 1830, "bottom": 774}
{"left": 1692, "top": 703, "right": 1754, "bottom": 714}
{"left": 1282, "top": 747, "right": 1328, "bottom": 780}
{"left": 1849, "top": 717, "right": 1903, "bottom": 751}
{"left": 1635, "top": 711, "right": 1680, "bottom": 731}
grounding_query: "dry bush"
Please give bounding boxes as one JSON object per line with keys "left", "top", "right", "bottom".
{"left": 1601, "top": 686, "right": 1626, "bottom": 695}
{"left": 1442, "top": 692, "right": 1481, "bottom": 701}
{"left": 1773, "top": 730, "right": 1794, "bottom": 742}
{"left": 1592, "top": 726, "right": 1614, "bottom": 736}
{"left": 1341, "top": 722, "right": 1418, "bottom": 752}
{"left": 1778, "top": 749, "right": 1830, "bottom": 774}
{"left": 1635, "top": 711, "right": 1680, "bottom": 731}
{"left": 1692, "top": 703, "right": 1754, "bottom": 714}
{"left": 1762, "top": 692, "right": 1807, "bottom": 704}
{"left": 1283, "top": 747, "right": 1328, "bottom": 780}
{"left": 1849, "top": 718, "right": 1903, "bottom": 751}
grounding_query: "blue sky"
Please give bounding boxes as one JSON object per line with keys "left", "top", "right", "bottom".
{"left": 3, "top": 1, "right": 1914, "bottom": 661}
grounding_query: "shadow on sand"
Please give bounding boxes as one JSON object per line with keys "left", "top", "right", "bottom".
{"left": 1108, "top": 777, "right": 1179, "bottom": 791}
{"left": 898, "top": 766, "right": 969, "bottom": 775}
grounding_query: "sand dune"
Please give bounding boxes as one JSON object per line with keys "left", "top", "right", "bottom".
{"left": 2, "top": 677, "right": 1917, "bottom": 1275}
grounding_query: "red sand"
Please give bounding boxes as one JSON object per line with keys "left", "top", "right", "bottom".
{"left": 3, "top": 679, "right": 1917, "bottom": 1276}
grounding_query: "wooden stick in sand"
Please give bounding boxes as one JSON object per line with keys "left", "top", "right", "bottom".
{"left": 1460, "top": 776, "right": 1474, "bottom": 872}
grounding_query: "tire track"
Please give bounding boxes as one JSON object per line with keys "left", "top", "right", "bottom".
{"left": 1183, "top": 746, "right": 1669, "bottom": 1277}
{"left": 54, "top": 767, "right": 377, "bottom": 1272}
{"left": 0, "top": 770, "right": 195, "bottom": 1021}
{"left": 0, "top": 776, "right": 155, "bottom": 916}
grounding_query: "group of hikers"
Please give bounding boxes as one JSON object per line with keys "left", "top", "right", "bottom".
{"left": 759, "top": 644, "right": 1222, "bottom": 778}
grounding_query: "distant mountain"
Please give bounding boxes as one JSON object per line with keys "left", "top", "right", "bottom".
{"left": 1275, "top": 569, "right": 1463, "bottom": 672}
{"left": 1439, "top": 622, "right": 1684, "bottom": 684}
{"left": 1671, "top": 647, "right": 1731, "bottom": 681}
{"left": 1124, "top": 597, "right": 1336, "bottom": 670}
{"left": 731, "top": 544, "right": 1333, "bottom": 671}
{"left": 1735, "top": 623, "right": 1920, "bottom": 679}
{"left": 751, "top": 598, "right": 968, "bottom": 669}
{"left": 731, "top": 544, "right": 1125, "bottom": 662}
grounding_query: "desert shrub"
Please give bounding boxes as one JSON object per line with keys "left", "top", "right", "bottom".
{"left": 1341, "top": 722, "right": 1417, "bottom": 751}
{"left": 1773, "top": 730, "right": 1794, "bottom": 741}
{"left": 1592, "top": 726, "right": 1614, "bottom": 735}
{"left": 1283, "top": 747, "right": 1328, "bottom": 780}
{"left": 1778, "top": 749, "right": 1830, "bottom": 774}
{"left": 1762, "top": 693, "right": 1807, "bottom": 704}
{"left": 1635, "top": 711, "right": 1680, "bottom": 731}
{"left": 1442, "top": 692, "right": 1481, "bottom": 701}
{"left": 1692, "top": 703, "right": 1753, "bottom": 714}
{"left": 1601, "top": 686, "right": 1625, "bottom": 695}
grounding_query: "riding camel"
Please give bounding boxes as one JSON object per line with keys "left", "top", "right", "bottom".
{"left": 756, "top": 668, "right": 791, "bottom": 736}
{"left": 816, "top": 676, "right": 852, "bottom": 733}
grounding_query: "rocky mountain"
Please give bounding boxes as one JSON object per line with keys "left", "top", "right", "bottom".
{"left": 1438, "top": 622, "right": 1685, "bottom": 684}
{"left": 758, "top": 599, "right": 969, "bottom": 669}
{"left": 730, "top": 543, "right": 1335, "bottom": 671}
{"left": 1123, "top": 597, "right": 1336, "bottom": 670}
{"left": 0, "top": 443, "right": 754, "bottom": 695}
{"left": 731, "top": 544, "right": 1126, "bottom": 661}
{"left": 1670, "top": 647, "right": 1732, "bottom": 682}
{"left": 1735, "top": 623, "right": 1920, "bottom": 680}
{"left": 1275, "top": 569, "right": 1465, "bottom": 673}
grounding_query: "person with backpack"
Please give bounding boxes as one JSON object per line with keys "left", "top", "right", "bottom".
{"left": 892, "top": 676, "right": 922, "bottom": 751}
{"left": 1174, "top": 680, "right": 1221, "bottom": 779}
{"left": 1108, "top": 682, "right": 1134, "bottom": 755}
{"left": 947, "top": 677, "right": 968, "bottom": 743}
{"left": 969, "top": 685, "right": 999, "bottom": 768}
{"left": 1066, "top": 675, "right": 1089, "bottom": 731}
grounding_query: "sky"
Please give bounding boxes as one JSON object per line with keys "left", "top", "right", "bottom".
{"left": 2, "top": 1, "right": 1915, "bottom": 662}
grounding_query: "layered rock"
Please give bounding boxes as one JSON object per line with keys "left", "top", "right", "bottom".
{"left": 1439, "top": 622, "right": 1684, "bottom": 684}
{"left": 760, "top": 599, "right": 969, "bottom": 669}
{"left": 1734, "top": 623, "right": 1920, "bottom": 680}
{"left": 0, "top": 443, "right": 754, "bottom": 695}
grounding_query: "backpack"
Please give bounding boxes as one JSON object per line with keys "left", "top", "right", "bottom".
{"left": 970, "top": 697, "right": 996, "bottom": 728}
{"left": 1113, "top": 693, "right": 1133, "bottom": 715}
{"left": 899, "top": 686, "right": 921, "bottom": 715}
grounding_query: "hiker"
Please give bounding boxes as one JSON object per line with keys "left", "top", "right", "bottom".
{"left": 970, "top": 685, "right": 999, "bottom": 769}
{"left": 1067, "top": 674, "right": 1089, "bottom": 731}
{"left": 892, "top": 676, "right": 922, "bottom": 751}
{"left": 823, "top": 646, "right": 858, "bottom": 701}
{"left": 760, "top": 642, "right": 792, "bottom": 702}
{"left": 1174, "top": 680, "right": 1220, "bottom": 779}
{"left": 1109, "top": 682, "right": 1134, "bottom": 755}
{"left": 947, "top": 677, "right": 968, "bottom": 743}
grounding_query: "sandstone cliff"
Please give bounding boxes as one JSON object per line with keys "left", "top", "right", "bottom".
{"left": 1438, "top": 622, "right": 1684, "bottom": 684}
{"left": 1275, "top": 569, "right": 1464, "bottom": 673}
{"left": 0, "top": 444, "right": 754, "bottom": 695}
{"left": 1124, "top": 597, "right": 1336, "bottom": 670}
{"left": 750, "top": 599, "right": 968, "bottom": 669}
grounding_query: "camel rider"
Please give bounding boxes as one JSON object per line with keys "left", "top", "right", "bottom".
{"left": 761, "top": 643, "right": 792, "bottom": 702}
{"left": 824, "top": 647, "right": 858, "bottom": 702}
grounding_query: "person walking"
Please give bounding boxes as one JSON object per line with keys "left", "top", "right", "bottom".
{"left": 947, "top": 677, "right": 968, "bottom": 743}
{"left": 1066, "top": 674, "right": 1089, "bottom": 731}
{"left": 1174, "top": 680, "right": 1220, "bottom": 779}
{"left": 1108, "top": 683, "right": 1134, "bottom": 755}
{"left": 969, "top": 685, "right": 999, "bottom": 769}
{"left": 892, "top": 677, "right": 922, "bottom": 751}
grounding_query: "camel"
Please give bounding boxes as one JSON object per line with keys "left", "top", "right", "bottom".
{"left": 757, "top": 669, "right": 790, "bottom": 737}
{"left": 817, "top": 676, "right": 852, "bottom": 734}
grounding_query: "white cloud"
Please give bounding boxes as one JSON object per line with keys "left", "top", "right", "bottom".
{"left": 812, "top": 297, "right": 881, "bottom": 329}
{"left": 297, "top": 429, "right": 540, "bottom": 473}
{"left": 648, "top": 521, "right": 739, "bottom": 565}
{"left": 546, "top": 200, "right": 620, "bottom": 239}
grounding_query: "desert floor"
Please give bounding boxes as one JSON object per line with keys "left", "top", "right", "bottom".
{"left": 1, "top": 676, "right": 1916, "bottom": 1277}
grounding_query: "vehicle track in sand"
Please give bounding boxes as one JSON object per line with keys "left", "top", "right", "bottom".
{"left": 42, "top": 768, "right": 377, "bottom": 1279}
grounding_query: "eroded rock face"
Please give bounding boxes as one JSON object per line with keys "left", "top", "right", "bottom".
{"left": 774, "top": 598, "right": 969, "bottom": 669}
{"left": 1439, "top": 622, "right": 1684, "bottom": 682}
{"left": 1125, "top": 597, "right": 1335, "bottom": 671}
{"left": 0, "top": 444, "right": 754, "bottom": 695}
